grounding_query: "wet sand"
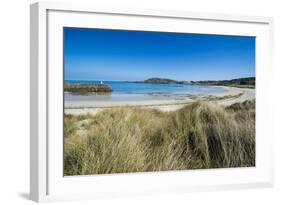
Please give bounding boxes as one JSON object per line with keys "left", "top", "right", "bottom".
{"left": 64, "top": 86, "right": 255, "bottom": 115}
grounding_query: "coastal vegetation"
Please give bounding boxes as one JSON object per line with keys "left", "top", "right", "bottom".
{"left": 141, "top": 77, "right": 255, "bottom": 88}
{"left": 64, "top": 83, "right": 112, "bottom": 94}
{"left": 144, "top": 77, "right": 178, "bottom": 84}
{"left": 193, "top": 77, "right": 255, "bottom": 88}
{"left": 64, "top": 100, "right": 255, "bottom": 175}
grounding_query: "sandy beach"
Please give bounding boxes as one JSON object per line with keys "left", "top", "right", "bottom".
{"left": 64, "top": 86, "right": 255, "bottom": 115}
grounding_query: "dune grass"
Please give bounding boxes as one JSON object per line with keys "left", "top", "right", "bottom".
{"left": 64, "top": 100, "right": 255, "bottom": 176}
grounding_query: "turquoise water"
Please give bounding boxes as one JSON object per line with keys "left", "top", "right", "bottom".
{"left": 65, "top": 80, "right": 224, "bottom": 95}
{"left": 64, "top": 80, "right": 225, "bottom": 103}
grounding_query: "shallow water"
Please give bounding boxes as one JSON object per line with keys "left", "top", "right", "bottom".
{"left": 64, "top": 80, "right": 225, "bottom": 103}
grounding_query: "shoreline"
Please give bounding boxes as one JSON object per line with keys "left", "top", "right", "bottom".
{"left": 64, "top": 86, "right": 255, "bottom": 115}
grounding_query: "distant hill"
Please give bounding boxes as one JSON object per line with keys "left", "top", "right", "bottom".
{"left": 142, "top": 77, "right": 255, "bottom": 88}
{"left": 144, "top": 77, "right": 177, "bottom": 84}
{"left": 194, "top": 77, "right": 255, "bottom": 88}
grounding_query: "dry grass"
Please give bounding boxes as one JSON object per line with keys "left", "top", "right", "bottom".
{"left": 64, "top": 100, "right": 255, "bottom": 176}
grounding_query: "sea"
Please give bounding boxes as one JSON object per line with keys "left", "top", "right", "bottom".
{"left": 64, "top": 80, "right": 225, "bottom": 104}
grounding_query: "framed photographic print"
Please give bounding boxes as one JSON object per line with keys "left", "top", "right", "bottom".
{"left": 30, "top": 2, "right": 274, "bottom": 202}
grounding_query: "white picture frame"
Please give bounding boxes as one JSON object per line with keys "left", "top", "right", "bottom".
{"left": 30, "top": 2, "right": 274, "bottom": 202}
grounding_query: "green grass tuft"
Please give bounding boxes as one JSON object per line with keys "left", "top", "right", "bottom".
{"left": 64, "top": 101, "right": 255, "bottom": 176}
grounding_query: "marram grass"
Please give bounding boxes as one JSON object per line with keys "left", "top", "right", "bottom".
{"left": 64, "top": 100, "right": 255, "bottom": 176}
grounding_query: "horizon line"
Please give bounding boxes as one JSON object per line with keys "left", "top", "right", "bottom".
{"left": 65, "top": 76, "right": 255, "bottom": 82}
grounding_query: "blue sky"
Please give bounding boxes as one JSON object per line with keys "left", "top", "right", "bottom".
{"left": 64, "top": 27, "right": 255, "bottom": 81}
